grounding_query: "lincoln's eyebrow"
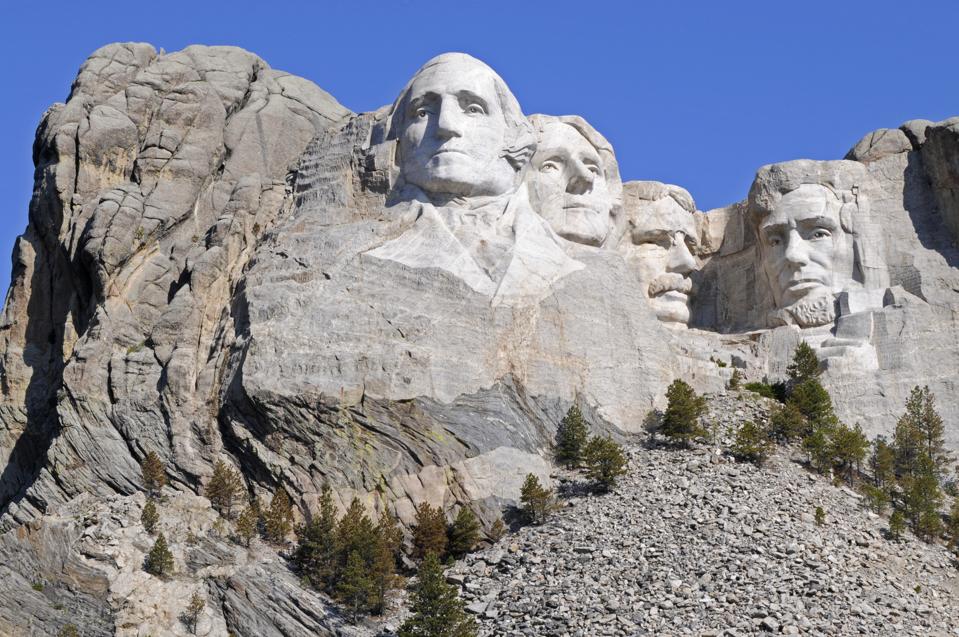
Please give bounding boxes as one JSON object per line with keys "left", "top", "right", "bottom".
{"left": 796, "top": 215, "right": 839, "bottom": 229}
{"left": 759, "top": 221, "right": 788, "bottom": 234}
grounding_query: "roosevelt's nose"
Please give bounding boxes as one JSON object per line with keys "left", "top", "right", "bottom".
{"left": 666, "top": 233, "right": 696, "bottom": 275}
{"left": 566, "top": 161, "right": 595, "bottom": 195}
{"left": 783, "top": 229, "right": 811, "bottom": 266}
{"left": 435, "top": 100, "right": 464, "bottom": 139}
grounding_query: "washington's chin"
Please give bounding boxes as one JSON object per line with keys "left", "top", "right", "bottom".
{"left": 650, "top": 293, "right": 690, "bottom": 324}
{"left": 551, "top": 208, "right": 610, "bottom": 246}
{"left": 407, "top": 159, "right": 513, "bottom": 198}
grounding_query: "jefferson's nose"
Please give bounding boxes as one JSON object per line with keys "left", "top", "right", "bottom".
{"left": 566, "top": 161, "right": 595, "bottom": 195}
{"left": 783, "top": 229, "right": 811, "bottom": 266}
{"left": 666, "top": 234, "right": 696, "bottom": 274}
{"left": 435, "top": 101, "right": 464, "bottom": 139}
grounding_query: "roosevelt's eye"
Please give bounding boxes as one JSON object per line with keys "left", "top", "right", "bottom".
{"left": 768, "top": 236, "right": 782, "bottom": 247}
{"left": 465, "top": 103, "right": 486, "bottom": 115}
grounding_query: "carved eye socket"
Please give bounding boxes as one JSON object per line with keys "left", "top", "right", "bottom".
{"left": 539, "top": 160, "right": 560, "bottom": 173}
{"left": 768, "top": 236, "right": 782, "bottom": 247}
{"left": 465, "top": 103, "right": 486, "bottom": 115}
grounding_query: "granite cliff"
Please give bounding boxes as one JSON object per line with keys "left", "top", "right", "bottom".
{"left": 1, "top": 43, "right": 959, "bottom": 635}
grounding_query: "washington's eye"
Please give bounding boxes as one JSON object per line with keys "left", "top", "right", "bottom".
{"left": 465, "top": 103, "right": 486, "bottom": 115}
{"left": 539, "top": 160, "right": 561, "bottom": 172}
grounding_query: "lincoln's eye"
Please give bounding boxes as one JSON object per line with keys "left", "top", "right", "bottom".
{"left": 416, "top": 108, "right": 429, "bottom": 119}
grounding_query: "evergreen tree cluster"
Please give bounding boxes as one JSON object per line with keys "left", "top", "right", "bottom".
{"left": 398, "top": 552, "right": 478, "bottom": 637}
{"left": 555, "top": 405, "right": 629, "bottom": 491}
{"left": 293, "top": 485, "right": 403, "bottom": 618}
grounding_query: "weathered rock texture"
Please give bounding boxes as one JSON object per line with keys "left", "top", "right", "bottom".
{"left": 2, "top": 43, "right": 959, "bottom": 635}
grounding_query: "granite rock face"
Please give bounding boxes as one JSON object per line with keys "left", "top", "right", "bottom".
{"left": 2, "top": 43, "right": 959, "bottom": 635}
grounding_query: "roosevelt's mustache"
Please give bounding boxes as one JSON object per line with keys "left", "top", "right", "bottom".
{"left": 648, "top": 272, "right": 692, "bottom": 297}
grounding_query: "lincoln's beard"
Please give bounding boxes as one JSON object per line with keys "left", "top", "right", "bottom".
{"left": 769, "top": 292, "right": 837, "bottom": 328}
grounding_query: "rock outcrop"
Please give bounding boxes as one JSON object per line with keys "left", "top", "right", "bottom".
{"left": 2, "top": 43, "right": 959, "bottom": 635}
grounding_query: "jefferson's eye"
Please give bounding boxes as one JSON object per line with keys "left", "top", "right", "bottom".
{"left": 587, "top": 165, "right": 601, "bottom": 176}
{"left": 811, "top": 229, "right": 831, "bottom": 239}
{"left": 465, "top": 103, "right": 486, "bottom": 115}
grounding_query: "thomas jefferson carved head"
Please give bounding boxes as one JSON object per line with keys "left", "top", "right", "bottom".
{"left": 621, "top": 182, "right": 699, "bottom": 325}
{"left": 749, "top": 160, "right": 884, "bottom": 328}
{"left": 527, "top": 115, "right": 622, "bottom": 246}
{"left": 386, "top": 53, "right": 535, "bottom": 202}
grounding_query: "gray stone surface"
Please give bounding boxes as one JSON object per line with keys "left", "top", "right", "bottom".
{"left": 3, "top": 43, "right": 959, "bottom": 635}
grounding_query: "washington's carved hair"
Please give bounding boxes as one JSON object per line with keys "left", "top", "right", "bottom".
{"left": 386, "top": 52, "right": 536, "bottom": 170}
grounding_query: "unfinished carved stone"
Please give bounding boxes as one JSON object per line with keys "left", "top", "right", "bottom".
{"left": 620, "top": 181, "right": 699, "bottom": 325}
{"left": 527, "top": 114, "right": 622, "bottom": 247}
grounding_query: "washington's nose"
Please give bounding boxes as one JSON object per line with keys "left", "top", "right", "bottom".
{"left": 783, "top": 229, "right": 811, "bottom": 266}
{"left": 566, "top": 161, "right": 595, "bottom": 195}
{"left": 666, "top": 234, "right": 696, "bottom": 275}
{"left": 435, "top": 102, "right": 464, "bottom": 139}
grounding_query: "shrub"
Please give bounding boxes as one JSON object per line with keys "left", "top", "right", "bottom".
{"left": 398, "top": 552, "right": 477, "bottom": 637}
{"left": 447, "top": 507, "right": 481, "bottom": 558}
{"left": 728, "top": 369, "right": 742, "bottom": 390}
{"left": 731, "top": 421, "right": 773, "bottom": 465}
{"left": 814, "top": 506, "right": 826, "bottom": 527}
{"left": 488, "top": 518, "right": 506, "bottom": 543}
{"left": 206, "top": 460, "right": 244, "bottom": 519}
{"left": 58, "top": 626, "right": 79, "bottom": 637}
{"left": 141, "top": 451, "right": 166, "bottom": 496}
{"left": 519, "top": 474, "right": 555, "bottom": 525}
{"left": 661, "top": 379, "right": 707, "bottom": 446}
{"left": 744, "top": 382, "right": 775, "bottom": 399}
{"left": 555, "top": 405, "right": 589, "bottom": 468}
{"left": 141, "top": 499, "right": 159, "bottom": 535}
{"left": 145, "top": 532, "right": 174, "bottom": 577}
{"left": 582, "top": 436, "right": 628, "bottom": 491}
{"left": 182, "top": 590, "right": 205, "bottom": 634}
{"left": 411, "top": 502, "right": 447, "bottom": 560}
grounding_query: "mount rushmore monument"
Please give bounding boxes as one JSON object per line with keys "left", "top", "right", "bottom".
{"left": 1, "top": 43, "right": 959, "bottom": 633}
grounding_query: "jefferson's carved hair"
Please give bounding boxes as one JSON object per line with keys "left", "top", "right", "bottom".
{"left": 386, "top": 53, "right": 536, "bottom": 171}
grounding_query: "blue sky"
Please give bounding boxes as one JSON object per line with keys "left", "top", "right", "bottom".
{"left": 2, "top": 0, "right": 958, "bottom": 297}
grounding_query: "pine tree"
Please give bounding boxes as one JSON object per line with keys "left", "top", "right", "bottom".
{"left": 183, "top": 590, "right": 205, "bottom": 634}
{"left": 519, "top": 473, "right": 555, "bottom": 525}
{"left": 582, "top": 435, "right": 628, "bottom": 491}
{"left": 802, "top": 421, "right": 835, "bottom": 474}
{"left": 947, "top": 498, "right": 959, "bottom": 550}
{"left": 447, "top": 507, "right": 481, "bottom": 558}
{"left": 264, "top": 488, "right": 294, "bottom": 544}
{"left": 786, "top": 341, "right": 821, "bottom": 384}
{"left": 830, "top": 422, "right": 869, "bottom": 484}
{"left": 814, "top": 506, "right": 826, "bottom": 526}
{"left": 789, "top": 379, "right": 834, "bottom": 426}
{"left": 141, "top": 451, "right": 166, "bottom": 496}
{"left": 235, "top": 504, "right": 258, "bottom": 547}
{"left": 889, "top": 508, "right": 906, "bottom": 541}
{"left": 337, "top": 550, "right": 374, "bottom": 622}
{"left": 896, "top": 386, "right": 949, "bottom": 479}
{"left": 145, "top": 532, "right": 174, "bottom": 577}
{"left": 870, "top": 436, "right": 896, "bottom": 491}
{"left": 903, "top": 455, "right": 944, "bottom": 541}
{"left": 411, "top": 502, "right": 447, "bottom": 560}
{"left": 294, "top": 484, "right": 339, "bottom": 588}
{"left": 862, "top": 484, "right": 889, "bottom": 515}
{"left": 769, "top": 402, "right": 808, "bottom": 441}
{"left": 555, "top": 404, "right": 589, "bottom": 468}
{"left": 731, "top": 420, "right": 774, "bottom": 465}
{"left": 661, "top": 379, "right": 707, "bottom": 446}
{"left": 141, "top": 498, "right": 159, "bottom": 535}
{"left": 370, "top": 511, "right": 403, "bottom": 613}
{"left": 206, "top": 460, "right": 244, "bottom": 519}
{"left": 398, "top": 552, "right": 477, "bottom": 637}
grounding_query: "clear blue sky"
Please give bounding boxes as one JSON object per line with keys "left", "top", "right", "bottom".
{"left": 2, "top": 1, "right": 958, "bottom": 297}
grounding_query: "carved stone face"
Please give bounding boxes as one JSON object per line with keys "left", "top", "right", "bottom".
{"left": 529, "top": 121, "right": 613, "bottom": 246}
{"left": 396, "top": 58, "right": 516, "bottom": 199}
{"left": 757, "top": 184, "right": 855, "bottom": 310}
{"left": 629, "top": 196, "right": 698, "bottom": 324}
